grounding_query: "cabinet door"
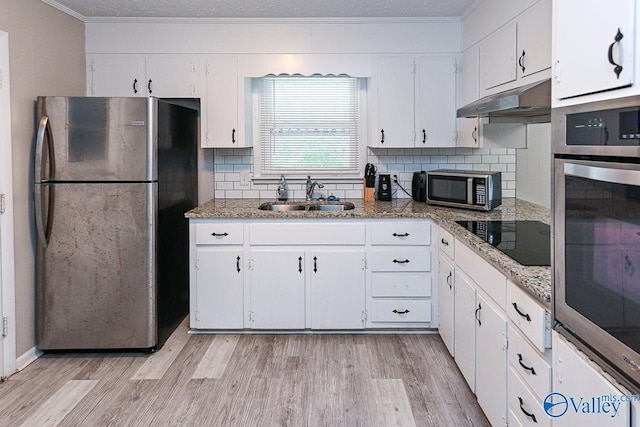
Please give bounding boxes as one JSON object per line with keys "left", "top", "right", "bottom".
{"left": 457, "top": 117, "right": 484, "bottom": 148}
{"left": 517, "top": 0, "right": 552, "bottom": 79}
{"left": 375, "top": 56, "right": 415, "bottom": 147}
{"left": 459, "top": 47, "right": 479, "bottom": 108}
{"left": 250, "top": 250, "right": 305, "bottom": 329}
{"left": 145, "top": 56, "right": 201, "bottom": 98}
{"left": 310, "top": 250, "right": 365, "bottom": 329}
{"left": 204, "top": 56, "right": 241, "bottom": 148}
{"left": 480, "top": 22, "right": 517, "bottom": 90}
{"left": 87, "top": 55, "right": 144, "bottom": 97}
{"left": 475, "top": 292, "right": 508, "bottom": 427}
{"left": 194, "top": 247, "right": 244, "bottom": 329}
{"left": 438, "top": 253, "right": 455, "bottom": 356}
{"left": 554, "top": 0, "right": 635, "bottom": 100}
{"left": 454, "top": 270, "right": 476, "bottom": 392}
{"left": 552, "top": 332, "right": 630, "bottom": 426}
{"left": 416, "top": 56, "right": 457, "bottom": 148}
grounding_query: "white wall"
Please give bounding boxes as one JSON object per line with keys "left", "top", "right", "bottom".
{"left": 0, "top": 1, "right": 86, "bottom": 359}
{"left": 516, "top": 124, "right": 551, "bottom": 208}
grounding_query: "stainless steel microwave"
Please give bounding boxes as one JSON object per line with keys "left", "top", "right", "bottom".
{"left": 426, "top": 169, "right": 502, "bottom": 211}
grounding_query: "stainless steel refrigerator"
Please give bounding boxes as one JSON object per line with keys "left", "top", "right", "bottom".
{"left": 34, "top": 96, "right": 198, "bottom": 350}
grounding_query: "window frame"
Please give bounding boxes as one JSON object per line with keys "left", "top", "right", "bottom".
{"left": 251, "top": 74, "right": 368, "bottom": 182}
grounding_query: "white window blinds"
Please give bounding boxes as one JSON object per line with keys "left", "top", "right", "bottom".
{"left": 259, "top": 75, "right": 360, "bottom": 176}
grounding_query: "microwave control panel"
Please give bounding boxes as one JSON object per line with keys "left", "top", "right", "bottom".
{"left": 474, "top": 178, "right": 486, "bottom": 205}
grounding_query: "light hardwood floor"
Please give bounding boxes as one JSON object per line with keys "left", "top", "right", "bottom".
{"left": 1, "top": 321, "right": 490, "bottom": 426}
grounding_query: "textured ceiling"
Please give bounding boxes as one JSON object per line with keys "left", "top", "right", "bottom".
{"left": 45, "top": 0, "right": 475, "bottom": 19}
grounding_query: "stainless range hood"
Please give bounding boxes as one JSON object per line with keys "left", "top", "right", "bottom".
{"left": 457, "top": 79, "right": 551, "bottom": 122}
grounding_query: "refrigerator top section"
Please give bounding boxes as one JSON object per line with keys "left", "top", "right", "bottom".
{"left": 36, "top": 97, "right": 157, "bottom": 182}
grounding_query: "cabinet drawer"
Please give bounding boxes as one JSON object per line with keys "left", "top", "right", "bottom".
{"left": 369, "top": 248, "right": 431, "bottom": 272}
{"left": 508, "top": 367, "right": 550, "bottom": 427}
{"left": 507, "top": 280, "right": 551, "bottom": 353}
{"left": 370, "top": 299, "right": 431, "bottom": 323}
{"left": 250, "top": 222, "right": 365, "bottom": 245}
{"left": 508, "top": 326, "right": 551, "bottom": 401}
{"left": 195, "top": 222, "right": 244, "bottom": 245}
{"left": 456, "top": 240, "right": 506, "bottom": 309}
{"left": 371, "top": 274, "right": 431, "bottom": 297}
{"left": 371, "top": 221, "right": 431, "bottom": 245}
{"left": 438, "top": 227, "right": 454, "bottom": 259}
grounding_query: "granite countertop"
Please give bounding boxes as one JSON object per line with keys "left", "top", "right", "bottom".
{"left": 186, "top": 197, "right": 552, "bottom": 307}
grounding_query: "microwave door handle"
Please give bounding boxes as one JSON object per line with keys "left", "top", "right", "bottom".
{"left": 467, "top": 178, "right": 474, "bottom": 205}
{"left": 565, "top": 163, "right": 640, "bottom": 186}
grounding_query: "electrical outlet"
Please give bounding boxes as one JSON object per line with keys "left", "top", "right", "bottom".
{"left": 240, "top": 171, "right": 251, "bottom": 186}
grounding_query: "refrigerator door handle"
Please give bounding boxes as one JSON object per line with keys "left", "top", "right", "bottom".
{"left": 35, "top": 115, "right": 55, "bottom": 247}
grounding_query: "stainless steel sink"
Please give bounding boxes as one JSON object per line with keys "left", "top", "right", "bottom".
{"left": 308, "top": 202, "right": 355, "bottom": 211}
{"left": 258, "top": 201, "right": 355, "bottom": 212}
{"left": 258, "top": 203, "right": 306, "bottom": 211}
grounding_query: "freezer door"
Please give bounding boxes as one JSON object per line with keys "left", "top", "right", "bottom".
{"left": 37, "top": 182, "right": 157, "bottom": 350}
{"left": 35, "top": 97, "right": 157, "bottom": 182}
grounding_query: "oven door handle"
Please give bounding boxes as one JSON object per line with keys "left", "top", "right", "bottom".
{"left": 565, "top": 163, "right": 640, "bottom": 186}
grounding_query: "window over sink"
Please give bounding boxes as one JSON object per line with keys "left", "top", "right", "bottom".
{"left": 252, "top": 74, "right": 366, "bottom": 179}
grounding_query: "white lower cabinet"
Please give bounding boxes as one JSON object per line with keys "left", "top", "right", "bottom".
{"left": 309, "top": 250, "right": 366, "bottom": 329}
{"left": 190, "top": 218, "right": 434, "bottom": 331}
{"left": 367, "top": 221, "right": 434, "bottom": 328}
{"left": 193, "top": 247, "right": 244, "bottom": 329}
{"left": 475, "top": 292, "right": 508, "bottom": 427}
{"left": 437, "top": 227, "right": 455, "bottom": 356}
{"left": 552, "top": 331, "right": 631, "bottom": 426}
{"left": 249, "top": 249, "right": 306, "bottom": 329}
{"left": 454, "top": 269, "right": 477, "bottom": 392}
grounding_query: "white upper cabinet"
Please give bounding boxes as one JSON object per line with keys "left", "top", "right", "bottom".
{"left": 416, "top": 56, "right": 457, "bottom": 148}
{"left": 374, "top": 55, "right": 457, "bottom": 148}
{"left": 459, "top": 47, "right": 479, "bottom": 108}
{"left": 203, "top": 56, "right": 246, "bottom": 148}
{"left": 517, "top": 0, "right": 552, "bottom": 79}
{"left": 87, "top": 55, "right": 203, "bottom": 98}
{"left": 87, "top": 56, "right": 144, "bottom": 97}
{"left": 375, "top": 56, "right": 416, "bottom": 148}
{"left": 479, "top": 0, "right": 552, "bottom": 94}
{"left": 553, "top": 0, "right": 635, "bottom": 101}
{"left": 145, "top": 56, "right": 203, "bottom": 98}
{"left": 481, "top": 22, "right": 518, "bottom": 91}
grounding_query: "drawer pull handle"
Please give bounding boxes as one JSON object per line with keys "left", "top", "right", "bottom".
{"left": 446, "top": 271, "right": 452, "bottom": 289}
{"left": 518, "top": 397, "right": 537, "bottom": 423}
{"left": 393, "top": 309, "right": 410, "bottom": 314}
{"left": 517, "top": 353, "right": 537, "bottom": 375}
{"left": 475, "top": 303, "right": 482, "bottom": 326}
{"left": 236, "top": 256, "right": 241, "bottom": 273}
{"left": 392, "top": 233, "right": 410, "bottom": 237}
{"left": 298, "top": 256, "right": 303, "bottom": 273}
{"left": 393, "top": 259, "right": 410, "bottom": 264}
{"left": 441, "top": 238, "right": 449, "bottom": 246}
{"left": 512, "top": 302, "right": 531, "bottom": 322}
{"left": 211, "top": 232, "right": 229, "bottom": 237}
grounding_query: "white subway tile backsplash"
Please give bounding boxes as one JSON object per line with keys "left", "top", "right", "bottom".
{"left": 212, "top": 145, "right": 518, "bottom": 200}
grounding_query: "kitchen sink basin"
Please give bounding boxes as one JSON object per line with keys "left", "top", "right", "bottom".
{"left": 258, "top": 203, "right": 306, "bottom": 211}
{"left": 308, "top": 202, "right": 355, "bottom": 211}
{"left": 258, "top": 201, "right": 355, "bottom": 212}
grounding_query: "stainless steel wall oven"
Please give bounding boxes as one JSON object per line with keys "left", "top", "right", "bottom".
{"left": 553, "top": 96, "right": 640, "bottom": 393}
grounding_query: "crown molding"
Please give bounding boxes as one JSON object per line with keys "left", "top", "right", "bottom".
{"left": 83, "top": 16, "right": 461, "bottom": 25}
{"left": 40, "top": 0, "right": 86, "bottom": 21}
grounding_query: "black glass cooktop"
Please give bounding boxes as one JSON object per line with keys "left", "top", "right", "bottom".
{"left": 455, "top": 220, "right": 551, "bottom": 266}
